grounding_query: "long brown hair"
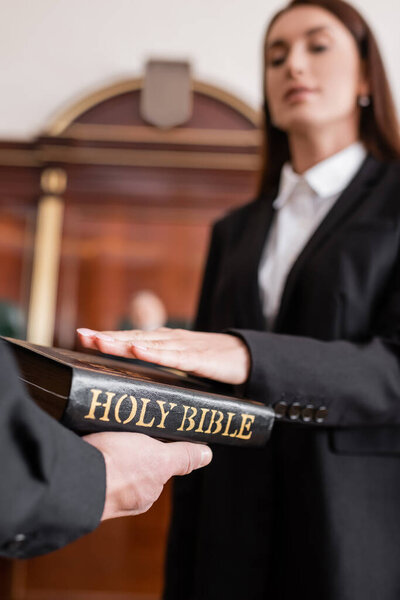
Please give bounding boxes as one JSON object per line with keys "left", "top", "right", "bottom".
{"left": 258, "top": 0, "right": 400, "bottom": 196}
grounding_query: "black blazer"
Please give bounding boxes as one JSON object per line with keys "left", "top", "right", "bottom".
{"left": 0, "top": 341, "right": 105, "bottom": 558}
{"left": 164, "top": 156, "right": 400, "bottom": 600}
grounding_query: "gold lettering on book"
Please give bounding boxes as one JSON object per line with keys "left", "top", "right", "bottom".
{"left": 99, "top": 391, "right": 115, "bottom": 421}
{"left": 222, "top": 411, "right": 239, "bottom": 437}
{"left": 236, "top": 413, "right": 255, "bottom": 440}
{"left": 177, "top": 405, "right": 197, "bottom": 431}
{"left": 195, "top": 407, "right": 210, "bottom": 433}
{"left": 136, "top": 397, "right": 155, "bottom": 428}
{"left": 84, "top": 389, "right": 114, "bottom": 421}
{"left": 156, "top": 401, "right": 177, "bottom": 429}
{"left": 204, "top": 409, "right": 224, "bottom": 435}
{"left": 83, "top": 389, "right": 257, "bottom": 442}
{"left": 84, "top": 389, "right": 103, "bottom": 420}
{"left": 114, "top": 394, "right": 138, "bottom": 425}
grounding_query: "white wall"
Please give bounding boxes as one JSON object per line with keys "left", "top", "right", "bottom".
{"left": 0, "top": 0, "right": 398, "bottom": 139}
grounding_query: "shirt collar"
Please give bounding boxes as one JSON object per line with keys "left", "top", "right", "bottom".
{"left": 274, "top": 142, "right": 367, "bottom": 209}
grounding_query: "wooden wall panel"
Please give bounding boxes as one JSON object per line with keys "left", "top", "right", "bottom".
{"left": 50, "top": 162, "right": 258, "bottom": 349}
{"left": 0, "top": 164, "right": 39, "bottom": 323}
{"left": 55, "top": 201, "right": 214, "bottom": 341}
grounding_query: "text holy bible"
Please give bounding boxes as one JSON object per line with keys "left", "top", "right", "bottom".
{"left": 3, "top": 337, "right": 274, "bottom": 447}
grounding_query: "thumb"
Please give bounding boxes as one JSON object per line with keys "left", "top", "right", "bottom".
{"left": 166, "top": 442, "right": 212, "bottom": 477}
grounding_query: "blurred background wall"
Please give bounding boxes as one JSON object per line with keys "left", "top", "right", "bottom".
{"left": 0, "top": 0, "right": 398, "bottom": 139}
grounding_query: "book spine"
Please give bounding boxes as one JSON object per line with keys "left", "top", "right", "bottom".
{"left": 61, "top": 369, "right": 274, "bottom": 447}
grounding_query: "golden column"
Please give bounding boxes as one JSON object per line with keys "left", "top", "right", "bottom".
{"left": 27, "top": 168, "right": 67, "bottom": 345}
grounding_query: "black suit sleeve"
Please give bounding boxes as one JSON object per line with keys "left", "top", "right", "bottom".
{"left": 230, "top": 257, "right": 400, "bottom": 428}
{"left": 0, "top": 341, "right": 106, "bottom": 559}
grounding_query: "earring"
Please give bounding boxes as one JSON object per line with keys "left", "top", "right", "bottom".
{"left": 358, "top": 95, "right": 371, "bottom": 107}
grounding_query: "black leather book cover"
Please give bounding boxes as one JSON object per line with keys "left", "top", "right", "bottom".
{"left": 3, "top": 336, "right": 274, "bottom": 447}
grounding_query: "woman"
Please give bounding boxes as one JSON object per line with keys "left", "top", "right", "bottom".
{"left": 78, "top": 0, "right": 400, "bottom": 598}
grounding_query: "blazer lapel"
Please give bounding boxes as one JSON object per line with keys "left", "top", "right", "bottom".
{"left": 273, "top": 155, "right": 384, "bottom": 332}
{"left": 234, "top": 191, "right": 276, "bottom": 329}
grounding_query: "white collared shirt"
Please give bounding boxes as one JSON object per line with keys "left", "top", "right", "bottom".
{"left": 258, "top": 142, "right": 367, "bottom": 328}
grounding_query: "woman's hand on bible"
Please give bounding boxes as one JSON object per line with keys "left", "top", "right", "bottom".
{"left": 77, "top": 327, "right": 251, "bottom": 385}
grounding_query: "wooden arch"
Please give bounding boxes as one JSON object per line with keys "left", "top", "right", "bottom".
{"left": 46, "top": 77, "right": 260, "bottom": 135}
{"left": 27, "top": 76, "right": 262, "bottom": 349}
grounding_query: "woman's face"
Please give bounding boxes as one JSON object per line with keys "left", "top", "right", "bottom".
{"left": 265, "top": 5, "right": 368, "bottom": 135}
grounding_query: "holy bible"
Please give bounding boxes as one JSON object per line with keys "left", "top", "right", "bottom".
{"left": 3, "top": 337, "right": 274, "bottom": 447}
